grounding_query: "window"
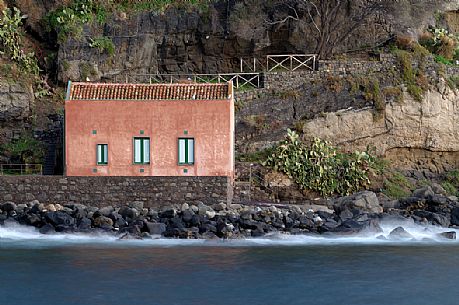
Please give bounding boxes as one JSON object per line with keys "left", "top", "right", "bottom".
{"left": 97, "top": 144, "right": 108, "bottom": 165}
{"left": 134, "top": 137, "right": 150, "bottom": 164}
{"left": 178, "top": 138, "right": 194, "bottom": 165}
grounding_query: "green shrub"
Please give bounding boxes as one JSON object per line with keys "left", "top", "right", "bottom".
{"left": 382, "top": 171, "right": 414, "bottom": 199}
{"left": 0, "top": 8, "right": 40, "bottom": 74}
{"left": 434, "top": 54, "right": 453, "bottom": 65}
{"left": 446, "top": 170, "right": 459, "bottom": 185}
{"left": 407, "top": 84, "right": 423, "bottom": 102}
{"left": 447, "top": 76, "right": 459, "bottom": 90}
{"left": 46, "top": 0, "right": 110, "bottom": 42}
{"left": 394, "top": 49, "right": 427, "bottom": 102}
{"left": 265, "top": 129, "right": 378, "bottom": 196}
{"left": 2, "top": 133, "right": 45, "bottom": 164}
{"left": 89, "top": 36, "right": 115, "bottom": 56}
{"left": 441, "top": 181, "right": 458, "bottom": 196}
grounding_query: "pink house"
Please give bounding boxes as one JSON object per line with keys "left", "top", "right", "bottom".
{"left": 64, "top": 82, "right": 234, "bottom": 178}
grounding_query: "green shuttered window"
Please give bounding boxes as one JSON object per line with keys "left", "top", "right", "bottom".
{"left": 97, "top": 144, "right": 108, "bottom": 165}
{"left": 134, "top": 137, "right": 150, "bottom": 164}
{"left": 178, "top": 138, "right": 194, "bottom": 165}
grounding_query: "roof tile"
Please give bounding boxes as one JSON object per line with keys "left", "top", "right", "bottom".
{"left": 68, "top": 82, "right": 231, "bottom": 101}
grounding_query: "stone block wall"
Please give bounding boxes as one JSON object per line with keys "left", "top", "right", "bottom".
{"left": 261, "top": 54, "right": 459, "bottom": 91}
{"left": 0, "top": 176, "right": 232, "bottom": 208}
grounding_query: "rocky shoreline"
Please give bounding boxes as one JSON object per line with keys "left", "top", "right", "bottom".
{"left": 0, "top": 185, "right": 458, "bottom": 240}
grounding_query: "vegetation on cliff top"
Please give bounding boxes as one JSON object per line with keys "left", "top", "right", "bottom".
{"left": 0, "top": 7, "right": 39, "bottom": 75}
{"left": 45, "top": 0, "right": 212, "bottom": 43}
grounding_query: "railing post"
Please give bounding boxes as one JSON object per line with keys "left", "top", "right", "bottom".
{"left": 240, "top": 58, "right": 243, "bottom": 73}
{"left": 253, "top": 58, "right": 256, "bottom": 72}
{"left": 290, "top": 55, "right": 293, "bottom": 71}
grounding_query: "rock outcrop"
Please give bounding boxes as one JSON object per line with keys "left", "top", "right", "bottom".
{"left": 302, "top": 81, "right": 459, "bottom": 173}
{"left": 0, "top": 81, "right": 33, "bottom": 122}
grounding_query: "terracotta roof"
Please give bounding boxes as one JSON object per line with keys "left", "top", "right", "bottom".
{"left": 67, "top": 82, "right": 232, "bottom": 101}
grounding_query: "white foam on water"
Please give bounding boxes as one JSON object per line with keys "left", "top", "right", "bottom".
{"left": 0, "top": 219, "right": 458, "bottom": 248}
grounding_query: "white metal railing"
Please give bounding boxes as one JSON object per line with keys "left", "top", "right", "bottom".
{"left": 0, "top": 164, "right": 43, "bottom": 176}
{"left": 239, "top": 57, "right": 266, "bottom": 73}
{"left": 115, "top": 73, "right": 262, "bottom": 89}
{"left": 266, "top": 54, "right": 317, "bottom": 72}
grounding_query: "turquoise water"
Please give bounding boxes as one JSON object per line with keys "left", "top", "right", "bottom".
{"left": 1, "top": 224, "right": 459, "bottom": 305}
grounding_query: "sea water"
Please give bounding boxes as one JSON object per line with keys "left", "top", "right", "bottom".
{"left": 0, "top": 221, "right": 458, "bottom": 305}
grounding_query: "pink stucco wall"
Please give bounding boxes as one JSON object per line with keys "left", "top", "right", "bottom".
{"left": 65, "top": 99, "right": 234, "bottom": 177}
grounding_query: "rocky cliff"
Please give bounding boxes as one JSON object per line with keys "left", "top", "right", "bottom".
{"left": 11, "top": 0, "right": 457, "bottom": 81}
{"left": 302, "top": 80, "right": 459, "bottom": 174}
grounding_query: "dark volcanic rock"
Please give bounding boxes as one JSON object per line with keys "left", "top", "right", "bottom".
{"left": 1, "top": 202, "right": 17, "bottom": 212}
{"left": 45, "top": 211, "right": 75, "bottom": 227}
{"left": 145, "top": 222, "right": 166, "bottom": 235}
{"left": 389, "top": 227, "right": 413, "bottom": 240}
{"left": 438, "top": 231, "right": 456, "bottom": 240}
{"left": 93, "top": 216, "right": 114, "bottom": 229}
{"left": 39, "top": 224, "right": 56, "bottom": 234}
{"left": 451, "top": 207, "right": 459, "bottom": 226}
{"left": 77, "top": 218, "right": 92, "bottom": 231}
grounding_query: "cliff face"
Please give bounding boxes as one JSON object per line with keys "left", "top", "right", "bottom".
{"left": 0, "top": 81, "right": 33, "bottom": 122}
{"left": 11, "top": 0, "right": 456, "bottom": 82}
{"left": 302, "top": 81, "right": 459, "bottom": 173}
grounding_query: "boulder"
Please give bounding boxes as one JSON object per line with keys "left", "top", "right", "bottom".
{"left": 198, "top": 203, "right": 213, "bottom": 216}
{"left": 119, "top": 207, "right": 140, "bottom": 219}
{"left": 1, "top": 202, "right": 16, "bottom": 212}
{"left": 205, "top": 210, "right": 216, "bottom": 219}
{"left": 438, "top": 231, "right": 456, "bottom": 240}
{"left": 182, "top": 210, "right": 194, "bottom": 223}
{"left": 39, "top": 224, "right": 55, "bottom": 234}
{"left": 158, "top": 206, "right": 176, "bottom": 218}
{"left": 431, "top": 183, "right": 447, "bottom": 195}
{"left": 45, "top": 211, "right": 75, "bottom": 227}
{"left": 26, "top": 214, "right": 42, "bottom": 227}
{"left": 129, "top": 201, "right": 144, "bottom": 211}
{"left": 45, "top": 204, "right": 56, "bottom": 212}
{"left": 93, "top": 216, "right": 114, "bottom": 228}
{"left": 99, "top": 206, "right": 114, "bottom": 217}
{"left": 181, "top": 203, "right": 189, "bottom": 212}
{"left": 335, "top": 191, "right": 382, "bottom": 214}
{"left": 389, "top": 226, "right": 413, "bottom": 239}
{"left": 212, "top": 202, "right": 227, "bottom": 211}
{"left": 145, "top": 222, "right": 166, "bottom": 235}
{"left": 451, "top": 207, "right": 459, "bottom": 226}
{"left": 77, "top": 218, "right": 92, "bottom": 231}
{"left": 413, "top": 210, "right": 450, "bottom": 227}
{"left": 333, "top": 219, "right": 366, "bottom": 234}
{"left": 339, "top": 208, "right": 353, "bottom": 221}
{"left": 413, "top": 186, "right": 434, "bottom": 199}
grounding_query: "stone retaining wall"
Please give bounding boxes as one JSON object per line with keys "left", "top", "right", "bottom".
{"left": 0, "top": 176, "right": 232, "bottom": 207}
{"left": 262, "top": 54, "right": 459, "bottom": 90}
